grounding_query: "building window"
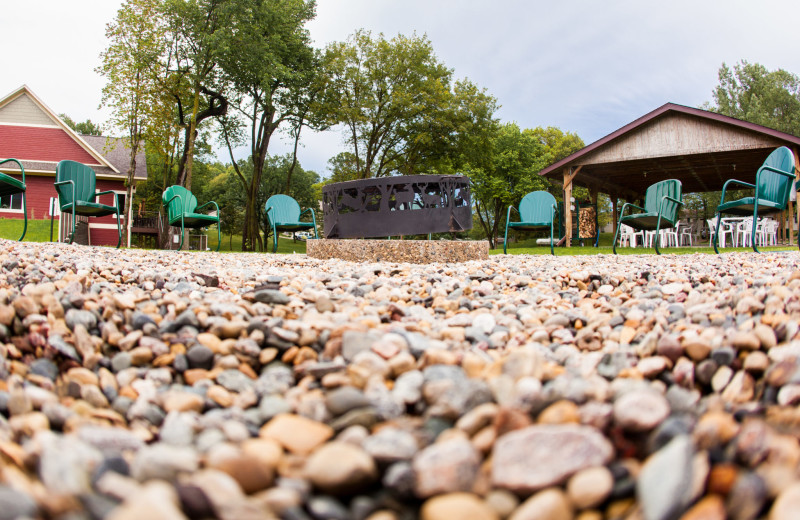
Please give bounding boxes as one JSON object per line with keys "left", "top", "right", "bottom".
{"left": 116, "top": 193, "right": 126, "bottom": 213}
{"left": 0, "top": 193, "right": 22, "bottom": 211}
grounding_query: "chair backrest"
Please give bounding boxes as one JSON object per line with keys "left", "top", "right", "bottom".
{"left": 757, "top": 146, "right": 795, "bottom": 207}
{"left": 518, "top": 191, "right": 557, "bottom": 223}
{"left": 265, "top": 194, "right": 301, "bottom": 224}
{"left": 56, "top": 160, "right": 96, "bottom": 208}
{"left": 162, "top": 185, "right": 198, "bottom": 221}
{"left": 643, "top": 179, "right": 682, "bottom": 222}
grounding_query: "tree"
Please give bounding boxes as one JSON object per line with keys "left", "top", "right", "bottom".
{"left": 469, "top": 123, "right": 553, "bottom": 249}
{"left": 98, "top": 0, "right": 165, "bottom": 247}
{"left": 59, "top": 114, "right": 103, "bottom": 136}
{"left": 705, "top": 60, "right": 800, "bottom": 136}
{"left": 322, "top": 31, "right": 457, "bottom": 178}
{"left": 215, "top": 0, "right": 318, "bottom": 251}
{"left": 163, "top": 0, "right": 229, "bottom": 191}
{"left": 698, "top": 60, "right": 800, "bottom": 224}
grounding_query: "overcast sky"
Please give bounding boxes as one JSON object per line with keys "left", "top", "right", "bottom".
{"left": 3, "top": 0, "right": 800, "bottom": 178}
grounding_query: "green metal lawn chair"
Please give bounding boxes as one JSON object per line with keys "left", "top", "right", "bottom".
{"left": 712, "top": 146, "right": 796, "bottom": 254}
{"left": 162, "top": 185, "right": 221, "bottom": 252}
{"left": 0, "top": 158, "right": 27, "bottom": 241}
{"left": 54, "top": 160, "right": 121, "bottom": 247}
{"left": 265, "top": 194, "right": 317, "bottom": 253}
{"left": 613, "top": 179, "right": 683, "bottom": 255}
{"left": 504, "top": 191, "right": 558, "bottom": 255}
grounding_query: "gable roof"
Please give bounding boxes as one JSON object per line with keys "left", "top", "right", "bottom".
{"left": 0, "top": 85, "right": 138, "bottom": 177}
{"left": 539, "top": 103, "right": 800, "bottom": 196}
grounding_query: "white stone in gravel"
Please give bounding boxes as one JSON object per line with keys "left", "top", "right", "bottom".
{"left": 613, "top": 391, "right": 670, "bottom": 431}
{"left": 637, "top": 435, "right": 695, "bottom": 520}
{"left": 492, "top": 425, "right": 613, "bottom": 494}
{"left": 777, "top": 384, "right": 800, "bottom": 406}
{"left": 661, "top": 283, "right": 684, "bottom": 295}
{"left": 711, "top": 366, "right": 734, "bottom": 393}
{"left": 413, "top": 437, "right": 481, "bottom": 498}
{"left": 637, "top": 356, "right": 668, "bottom": 377}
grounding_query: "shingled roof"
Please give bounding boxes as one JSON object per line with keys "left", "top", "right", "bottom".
{"left": 0, "top": 85, "right": 147, "bottom": 180}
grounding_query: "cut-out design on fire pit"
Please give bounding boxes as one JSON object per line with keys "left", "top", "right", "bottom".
{"left": 322, "top": 175, "right": 472, "bottom": 239}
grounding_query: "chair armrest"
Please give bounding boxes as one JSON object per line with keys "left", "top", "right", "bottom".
{"left": 93, "top": 190, "right": 119, "bottom": 207}
{"left": 54, "top": 180, "right": 75, "bottom": 206}
{"left": 300, "top": 207, "right": 317, "bottom": 227}
{"left": 757, "top": 165, "right": 796, "bottom": 181}
{"left": 719, "top": 178, "right": 755, "bottom": 205}
{"left": 506, "top": 205, "right": 519, "bottom": 224}
{"left": 196, "top": 200, "right": 220, "bottom": 216}
{"left": 658, "top": 195, "right": 683, "bottom": 219}
{"left": 0, "top": 159, "right": 25, "bottom": 184}
{"left": 618, "top": 202, "right": 645, "bottom": 220}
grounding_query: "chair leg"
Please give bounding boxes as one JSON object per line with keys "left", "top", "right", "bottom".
{"left": 178, "top": 216, "right": 185, "bottom": 251}
{"left": 654, "top": 219, "right": 662, "bottom": 255}
{"left": 19, "top": 190, "right": 27, "bottom": 241}
{"left": 549, "top": 221, "right": 554, "bottom": 256}
{"left": 503, "top": 223, "right": 510, "bottom": 254}
{"left": 612, "top": 221, "right": 622, "bottom": 255}
{"left": 215, "top": 223, "right": 221, "bottom": 252}
{"left": 69, "top": 206, "right": 76, "bottom": 244}
{"left": 115, "top": 208, "right": 122, "bottom": 249}
{"left": 712, "top": 213, "right": 723, "bottom": 254}
{"left": 751, "top": 208, "right": 760, "bottom": 254}
{"left": 272, "top": 224, "right": 278, "bottom": 253}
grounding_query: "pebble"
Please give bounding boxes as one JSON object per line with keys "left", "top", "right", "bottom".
{"left": 0, "top": 240, "right": 799, "bottom": 519}
{"left": 421, "top": 493, "right": 499, "bottom": 520}
{"left": 566, "top": 466, "right": 614, "bottom": 509}
{"left": 413, "top": 437, "right": 481, "bottom": 497}
{"left": 637, "top": 435, "right": 695, "bottom": 520}
{"left": 492, "top": 424, "right": 614, "bottom": 493}
{"left": 305, "top": 442, "right": 377, "bottom": 494}
{"left": 508, "top": 488, "right": 573, "bottom": 520}
{"left": 613, "top": 390, "right": 670, "bottom": 431}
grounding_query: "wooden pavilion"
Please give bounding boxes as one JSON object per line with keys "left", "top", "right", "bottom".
{"left": 538, "top": 103, "right": 800, "bottom": 246}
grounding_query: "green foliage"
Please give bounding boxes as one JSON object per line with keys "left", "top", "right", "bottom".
{"left": 213, "top": 0, "right": 318, "bottom": 251}
{"left": 59, "top": 114, "right": 103, "bottom": 136}
{"left": 697, "top": 60, "right": 800, "bottom": 222}
{"left": 469, "top": 123, "right": 553, "bottom": 248}
{"left": 321, "top": 31, "right": 497, "bottom": 178}
{"left": 705, "top": 60, "right": 800, "bottom": 136}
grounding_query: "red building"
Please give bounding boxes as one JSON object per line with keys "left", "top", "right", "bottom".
{"left": 0, "top": 85, "right": 147, "bottom": 246}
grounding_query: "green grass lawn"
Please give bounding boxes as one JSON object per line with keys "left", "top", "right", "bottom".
{"left": 496, "top": 232, "right": 797, "bottom": 256}
{"left": 3, "top": 220, "right": 795, "bottom": 256}
{"left": 0, "top": 218, "right": 54, "bottom": 242}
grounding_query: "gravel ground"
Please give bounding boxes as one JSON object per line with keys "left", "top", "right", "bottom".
{"left": 1, "top": 239, "right": 800, "bottom": 520}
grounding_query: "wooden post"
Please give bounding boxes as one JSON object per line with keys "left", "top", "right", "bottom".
{"left": 790, "top": 147, "right": 800, "bottom": 245}
{"left": 562, "top": 166, "right": 581, "bottom": 248}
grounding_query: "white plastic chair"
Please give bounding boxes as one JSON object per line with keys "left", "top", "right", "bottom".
{"left": 619, "top": 224, "right": 643, "bottom": 247}
{"left": 678, "top": 220, "right": 693, "bottom": 246}
{"left": 760, "top": 219, "right": 778, "bottom": 246}
{"left": 735, "top": 219, "right": 754, "bottom": 248}
{"left": 707, "top": 218, "right": 733, "bottom": 248}
{"left": 660, "top": 227, "right": 678, "bottom": 248}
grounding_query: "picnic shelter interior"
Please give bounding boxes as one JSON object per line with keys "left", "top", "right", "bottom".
{"left": 538, "top": 103, "right": 800, "bottom": 247}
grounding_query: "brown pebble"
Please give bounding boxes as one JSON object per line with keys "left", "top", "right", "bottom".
{"left": 680, "top": 494, "right": 725, "bottom": 520}
{"left": 538, "top": 400, "right": 581, "bottom": 425}
{"left": 707, "top": 464, "right": 739, "bottom": 495}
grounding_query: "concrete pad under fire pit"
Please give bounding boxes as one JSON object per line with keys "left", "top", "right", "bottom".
{"left": 307, "top": 239, "right": 488, "bottom": 263}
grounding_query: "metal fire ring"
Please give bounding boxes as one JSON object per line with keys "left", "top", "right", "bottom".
{"left": 322, "top": 175, "right": 472, "bottom": 239}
